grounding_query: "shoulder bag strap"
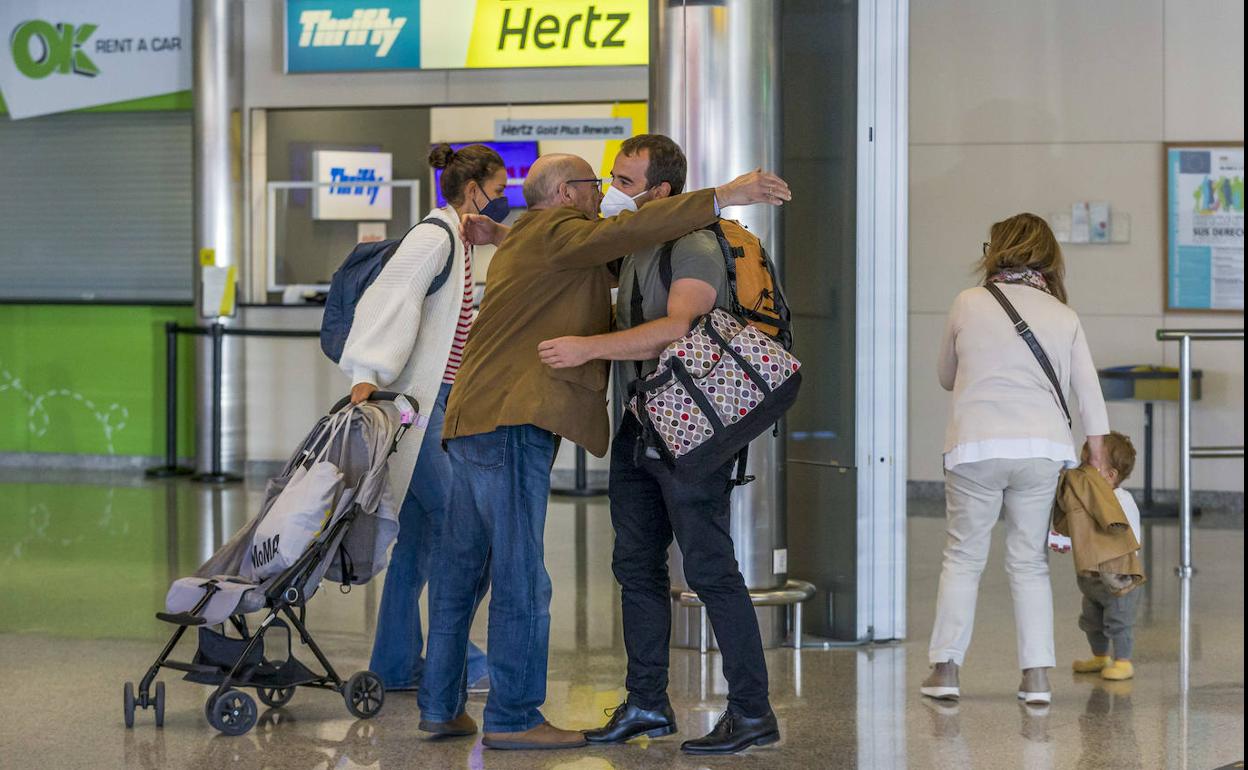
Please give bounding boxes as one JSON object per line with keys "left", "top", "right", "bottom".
{"left": 983, "top": 282, "right": 1073, "bottom": 428}
{"left": 416, "top": 217, "right": 457, "bottom": 297}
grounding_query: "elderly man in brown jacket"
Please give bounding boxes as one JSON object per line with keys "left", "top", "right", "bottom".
{"left": 415, "top": 153, "right": 790, "bottom": 750}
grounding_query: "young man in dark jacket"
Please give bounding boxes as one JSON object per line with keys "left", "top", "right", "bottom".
{"left": 417, "top": 151, "right": 789, "bottom": 751}
{"left": 538, "top": 135, "right": 780, "bottom": 755}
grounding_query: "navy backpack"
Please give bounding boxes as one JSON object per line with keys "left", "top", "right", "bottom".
{"left": 320, "top": 218, "right": 457, "bottom": 363}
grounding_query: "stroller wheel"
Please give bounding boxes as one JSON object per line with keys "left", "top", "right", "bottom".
{"left": 256, "top": 686, "right": 296, "bottom": 708}
{"left": 123, "top": 682, "right": 136, "bottom": 728}
{"left": 154, "top": 682, "right": 166, "bottom": 728}
{"left": 209, "top": 689, "right": 258, "bottom": 736}
{"left": 343, "top": 671, "right": 385, "bottom": 719}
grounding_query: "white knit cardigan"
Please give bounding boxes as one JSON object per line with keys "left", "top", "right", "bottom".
{"left": 938, "top": 283, "right": 1110, "bottom": 466}
{"left": 338, "top": 205, "right": 466, "bottom": 502}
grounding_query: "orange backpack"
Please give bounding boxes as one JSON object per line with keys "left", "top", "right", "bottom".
{"left": 658, "top": 219, "right": 793, "bottom": 350}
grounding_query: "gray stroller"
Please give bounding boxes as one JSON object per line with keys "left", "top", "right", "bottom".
{"left": 122, "top": 392, "right": 414, "bottom": 736}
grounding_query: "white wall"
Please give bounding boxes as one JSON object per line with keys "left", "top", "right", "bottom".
{"left": 908, "top": 0, "right": 1245, "bottom": 492}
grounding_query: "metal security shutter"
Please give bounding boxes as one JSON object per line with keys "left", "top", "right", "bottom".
{"left": 0, "top": 111, "right": 193, "bottom": 302}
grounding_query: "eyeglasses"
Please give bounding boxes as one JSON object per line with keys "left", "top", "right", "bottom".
{"left": 982, "top": 241, "right": 990, "bottom": 256}
{"left": 565, "top": 178, "right": 605, "bottom": 193}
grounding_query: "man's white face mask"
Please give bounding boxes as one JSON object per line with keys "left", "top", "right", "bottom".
{"left": 600, "top": 184, "right": 650, "bottom": 218}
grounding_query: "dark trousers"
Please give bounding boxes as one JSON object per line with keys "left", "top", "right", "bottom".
{"left": 1077, "top": 575, "right": 1141, "bottom": 660}
{"left": 608, "top": 417, "right": 770, "bottom": 718}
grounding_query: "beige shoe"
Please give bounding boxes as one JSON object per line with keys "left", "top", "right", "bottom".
{"left": 418, "top": 711, "right": 478, "bottom": 737}
{"left": 1017, "top": 668, "right": 1051, "bottom": 705}
{"left": 920, "top": 661, "right": 960, "bottom": 700}
{"left": 483, "top": 722, "right": 588, "bottom": 750}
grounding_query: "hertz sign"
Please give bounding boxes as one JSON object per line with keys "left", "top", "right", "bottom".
{"left": 284, "top": 0, "right": 647, "bottom": 72}
{"left": 467, "top": 1, "right": 647, "bottom": 68}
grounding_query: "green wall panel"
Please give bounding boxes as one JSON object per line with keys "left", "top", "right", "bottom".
{"left": 0, "top": 305, "right": 196, "bottom": 457}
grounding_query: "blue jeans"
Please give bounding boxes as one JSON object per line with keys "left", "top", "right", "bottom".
{"left": 368, "top": 382, "right": 488, "bottom": 690}
{"left": 418, "top": 425, "right": 557, "bottom": 732}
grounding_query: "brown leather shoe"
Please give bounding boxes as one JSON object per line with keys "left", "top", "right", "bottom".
{"left": 418, "top": 711, "right": 478, "bottom": 738}
{"left": 482, "top": 722, "right": 588, "bottom": 750}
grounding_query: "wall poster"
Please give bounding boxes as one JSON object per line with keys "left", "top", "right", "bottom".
{"left": 1166, "top": 144, "right": 1244, "bottom": 311}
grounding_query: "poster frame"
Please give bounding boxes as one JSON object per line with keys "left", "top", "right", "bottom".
{"left": 1163, "top": 141, "right": 1245, "bottom": 314}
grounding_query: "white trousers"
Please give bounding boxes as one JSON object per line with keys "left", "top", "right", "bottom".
{"left": 928, "top": 458, "right": 1063, "bottom": 670}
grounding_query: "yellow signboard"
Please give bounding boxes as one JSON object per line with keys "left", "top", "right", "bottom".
{"left": 424, "top": 0, "right": 648, "bottom": 70}
{"left": 464, "top": 0, "right": 648, "bottom": 68}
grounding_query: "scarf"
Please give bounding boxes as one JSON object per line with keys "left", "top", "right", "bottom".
{"left": 988, "top": 267, "right": 1052, "bottom": 296}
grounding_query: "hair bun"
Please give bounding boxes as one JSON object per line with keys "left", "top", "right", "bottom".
{"left": 428, "top": 143, "right": 456, "bottom": 170}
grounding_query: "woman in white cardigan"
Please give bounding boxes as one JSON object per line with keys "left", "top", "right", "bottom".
{"left": 921, "top": 213, "right": 1112, "bottom": 706}
{"left": 340, "top": 143, "right": 509, "bottom": 692}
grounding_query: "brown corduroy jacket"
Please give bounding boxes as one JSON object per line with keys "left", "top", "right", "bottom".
{"left": 443, "top": 189, "right": 720, "bottom": 457}
{"left": 1052, "top": 465, "right": 1146, "bottom": 594}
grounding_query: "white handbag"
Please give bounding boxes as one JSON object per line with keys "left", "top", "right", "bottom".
{"left": 242, "top": 410, "right": 351, "bottom": 580}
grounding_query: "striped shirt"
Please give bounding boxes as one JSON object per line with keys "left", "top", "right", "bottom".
{"left": 442, "top": 246, "right": 475, "bottom": 384}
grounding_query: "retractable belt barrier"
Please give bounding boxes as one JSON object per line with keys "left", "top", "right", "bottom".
{"left": 146, "top": 322, "right": 320, "bottom": 484}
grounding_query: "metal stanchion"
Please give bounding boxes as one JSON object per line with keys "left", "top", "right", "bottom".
{"left": 1177, "top": 335, "right": 1193, "bottom": 577}
{"left": 148, "top": 324, "right": 322, "bottom": 485}
{"left": 1157, "top": 328, "right": 1243, "bottom": 770}
{"left": 193, "top": 322, "right": 242, "bottom": 484}
{"left": 146, "top": 322, "right": 194, "bottom": 477}
{"left": 550, "top": 445, "right": 607, "bottom": 497}
{"left": 1155, "top": 327, "right": 1244, "bottom": 575}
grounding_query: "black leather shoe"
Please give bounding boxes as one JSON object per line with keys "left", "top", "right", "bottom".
{"left": 680, "top": 709, "right": 779, "bottom": 755}
{"left": 583, "top": 700, "right": 678, "bottom": 744}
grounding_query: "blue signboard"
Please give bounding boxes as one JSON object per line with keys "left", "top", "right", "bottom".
{"left": 433, "top": 141, "right": 539, "bottom": 210}
{"left": 285, "top": 0, "right": 421, "bottom": 73}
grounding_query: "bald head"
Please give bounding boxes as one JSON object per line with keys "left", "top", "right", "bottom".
{"left": 523, "top": 154, "right": 595, "bottom": 209}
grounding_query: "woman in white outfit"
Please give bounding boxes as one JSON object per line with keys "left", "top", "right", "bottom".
{"left": 921, "top": 213, "right": 1111, "bottom": 705}
{"left": 340, "top": 143, "right": 508, "bottom": 692}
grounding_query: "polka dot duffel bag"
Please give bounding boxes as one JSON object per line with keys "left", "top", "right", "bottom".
{"left": 628, "top": 308, "right": 802, "bottom": 483}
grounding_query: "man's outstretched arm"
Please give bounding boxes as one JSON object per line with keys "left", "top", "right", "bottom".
{"left": 539, "top": 277, "right": 717, "bottom": 368}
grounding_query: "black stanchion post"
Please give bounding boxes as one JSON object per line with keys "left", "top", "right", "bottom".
{"left": 1144, "top": 401, "right": 1154, "bottom": 510}
{"left": 551, "top": 445, "right": 607, "bottom": 497}
{"left": 147, "top": 322, "right": 194, "bottom": 478}
{"left": 194, "top": 322, "right": 242, "bottom": 484}
{"left": 574, "top": 447, "right": 588, "bottom": 489}
{"left": 211, "top": 321, "right": 222, "bottom": 477}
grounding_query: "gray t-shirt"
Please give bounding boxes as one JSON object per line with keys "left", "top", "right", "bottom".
{"left": 612, "top": 229, "right": 730, "bottom": 420}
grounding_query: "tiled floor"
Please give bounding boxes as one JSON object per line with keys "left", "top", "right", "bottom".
{"left": 0, "top": 470, "right": 1242, "bottom": 769}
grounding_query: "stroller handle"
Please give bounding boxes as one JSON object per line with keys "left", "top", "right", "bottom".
{"left": 329, "top": 390, "right": 410, "bottom": 414}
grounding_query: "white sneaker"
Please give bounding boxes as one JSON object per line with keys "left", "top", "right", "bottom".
{"left": 920, "top": 661, "right": 960, "bottom": 700}
{"left": 1017, "top": 668, "right": 1051, "bottom": 705}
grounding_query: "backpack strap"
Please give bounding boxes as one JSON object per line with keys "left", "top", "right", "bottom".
{"left": 630, "top": 269, "right": 647, "bottom": 381}
{"left": 417, "top": 217, "right": 457, "bottom": 297}
{"left": 732, "top": 444, "right": 755, "bottom": 487}
{"left": 657, "top": 239, "right": 676, "bottom": 292}
{"left": 706, "top": 220, "right": 744, "bottom": 313}
{"left": 657, "top": 222, "right": 732, "bottom": 294}
{"left": 983, "top": 282, "right": 1073, "bottom": 427}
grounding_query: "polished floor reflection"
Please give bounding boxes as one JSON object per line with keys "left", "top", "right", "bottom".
{"left": 0, "top": 470, "right": 1242, "bottom": 769}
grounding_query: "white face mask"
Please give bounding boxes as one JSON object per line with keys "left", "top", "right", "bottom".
{"left": 600, "top": 184, "right": 649, "bottom": 218}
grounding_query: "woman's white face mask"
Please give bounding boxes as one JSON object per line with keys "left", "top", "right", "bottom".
{"left": 600, "top": 184, "right": 650, "bottom": 218}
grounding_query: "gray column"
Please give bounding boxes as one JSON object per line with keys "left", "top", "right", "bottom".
{"left": 192, "top": 0, "right": 245, "bottom": 478}
{"left": 652, "top": 0, "right": 787, "bottom": 647}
